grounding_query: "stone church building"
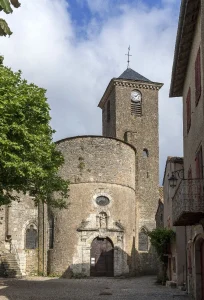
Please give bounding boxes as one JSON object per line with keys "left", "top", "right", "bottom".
{"left": 0, "top": 68, "right": 163, "bottom": 277}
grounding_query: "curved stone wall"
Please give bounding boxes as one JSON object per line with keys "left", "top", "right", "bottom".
{"left": 56, "top": 136, "right": 136, "bottom": 190}
{"left": 48, "top": 136, "right": 136, "bottom": 277}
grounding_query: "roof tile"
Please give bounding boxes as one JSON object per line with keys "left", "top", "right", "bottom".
{"left": 118, "top": 68, "right": 151, "bottom": 82}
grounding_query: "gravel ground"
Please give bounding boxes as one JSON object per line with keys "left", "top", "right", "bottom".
{"left": 0, "top": 276, "right": 191, "bottom": 300}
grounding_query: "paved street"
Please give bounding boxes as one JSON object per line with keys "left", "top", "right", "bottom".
{"left": 0, "top": 276, "right": 191, "bottom": 300}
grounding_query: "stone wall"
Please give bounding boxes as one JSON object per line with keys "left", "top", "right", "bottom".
{"left": 100, "top": 79, "right": 161, "bottom": 274}
{"left": 102, "top": 88, "right": 116, "bottom": 138}
{"left": 26, "top": 250, "right": 38, "bottom": 275}
{"left": 3, "top": 194, "right": 38, "bottom": 275}
{"left": 114, "top": 82, "right": 160, "bottom": 233}
{"left": 56, "top": 136, "right": 136, "bottom": 189}
{"left": 49, "top": 136, "right": 137, "bottom": 277}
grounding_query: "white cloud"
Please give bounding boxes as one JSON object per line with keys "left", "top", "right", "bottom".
{"left": 0, "top": 0, "right": 183, "bottom": 183}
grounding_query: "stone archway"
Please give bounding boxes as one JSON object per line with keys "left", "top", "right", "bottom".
{"left": 90, "top": 237, "right": 114, "bottom": 277}
{"left": 195, "top": 236, "right": 204, "bottom": 300}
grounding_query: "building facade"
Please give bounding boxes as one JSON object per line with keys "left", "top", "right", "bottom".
{"left": 170, "top": 0, "right": 204, "bottom": 298}
{"left": 0, "top": 68, "right": 162, "bottom": 277}
{"left": 162, "top": 157, "right": 186, "bottom": 287}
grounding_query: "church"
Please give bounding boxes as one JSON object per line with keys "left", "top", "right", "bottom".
{"left": 0, "top": 67, "right": 163, "bottom": 277}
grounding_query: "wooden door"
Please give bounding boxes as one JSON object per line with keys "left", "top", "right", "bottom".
{"left": 90, "top": 237, "right": 114, "bottom": 277}
{"left": 201, "top": 241, "right": 204, "bottom": 299}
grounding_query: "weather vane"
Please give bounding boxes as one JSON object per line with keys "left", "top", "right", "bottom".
{"left": 125, "top": 46, "right": 132, "bottom": 69}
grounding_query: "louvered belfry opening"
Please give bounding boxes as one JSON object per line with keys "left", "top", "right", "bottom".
{"left": 131, "top": 100, "right": 142, "bottom": 116}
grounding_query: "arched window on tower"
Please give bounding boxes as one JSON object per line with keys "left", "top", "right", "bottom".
{"left": 131, "top": 90, "right": 142, "bottom": 116}
{"left": 143, "top": 148, "right": 149, "bottom": 158}
{"left": 25, "top": 224, "right": 38, "bottom": 249}
{"left": 124, "top": 132, "right": 128, "bottom": 143}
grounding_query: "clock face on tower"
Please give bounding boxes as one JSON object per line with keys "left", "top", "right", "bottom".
{"left": 131, "top": 90, "right": 142, "bottom": 102}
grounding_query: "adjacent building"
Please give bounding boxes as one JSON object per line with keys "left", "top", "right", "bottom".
{"left": 162, "top": 157, "right": 186, "bottom": 287}
{"left": 170, "top": 0, "right": 204, "bottom": 298}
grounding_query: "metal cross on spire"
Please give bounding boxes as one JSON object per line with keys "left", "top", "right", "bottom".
{"left": 125, "top": 46, "right": 132, "bottom": 69}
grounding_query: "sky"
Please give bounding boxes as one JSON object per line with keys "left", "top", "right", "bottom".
{"left": 1, "top": 0, "right": 183, "bottom": 184}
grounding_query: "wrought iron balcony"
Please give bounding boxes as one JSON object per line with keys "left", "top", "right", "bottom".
{"left": 172, "top": 179, "right": 204, "bottom": 226}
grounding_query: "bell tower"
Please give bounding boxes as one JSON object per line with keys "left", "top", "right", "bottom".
{"left": 98, "top": 67, "right": 163, "bottom": 250}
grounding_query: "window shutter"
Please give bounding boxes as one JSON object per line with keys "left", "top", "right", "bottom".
{"left": 186, "top": 88, "right": 191, "bottom": 133}
{"left": 131, "top": 100, "right": 142, "bottom": 116}
{"left": 195, "top": 47, "right": 201, "bottom": 105}
{"left": 195, "top": 147, "right": 203, "bottom": 179}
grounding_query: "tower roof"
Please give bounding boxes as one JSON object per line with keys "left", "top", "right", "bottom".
{"left": 118, "top": 68, "right": 151, "bottom": 82}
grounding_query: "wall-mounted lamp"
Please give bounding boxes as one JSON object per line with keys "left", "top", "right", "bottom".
{"left": 168, "top": 169, "right": 184, "bottom": 188}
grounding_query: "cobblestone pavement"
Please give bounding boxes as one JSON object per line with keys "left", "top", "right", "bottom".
{"left": 0, "top": 276, "right": 191, "bottom": 300}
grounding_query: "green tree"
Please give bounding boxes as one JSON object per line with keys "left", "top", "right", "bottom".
{"left": 0, "top": 0, "right": 21, "bottom": 36}
{"left": 143, "top": 227, "right": 175, "bottom": 283}
{"left": 0, "top": 59, "right": 69, "bottom": 208}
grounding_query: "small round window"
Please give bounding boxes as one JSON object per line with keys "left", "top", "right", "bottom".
{"left": 96, "top": 196, "right": 110, "bottom": 206}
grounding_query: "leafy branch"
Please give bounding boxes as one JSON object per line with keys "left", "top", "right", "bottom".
{"left": 0, "top": 60, "right": 69, "bottom": 208}
{"left": 142, "top": 227, "right": 175, "bottom": 262}
{"left": 0, "top": 0, "right": 21, "bottom": 36}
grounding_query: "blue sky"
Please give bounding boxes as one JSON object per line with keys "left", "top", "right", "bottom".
{"left": 1, "top": 0, "right": 183, "bottom": 182}
{"left": 67, "top": 0, "right": 180, "bottom": 28}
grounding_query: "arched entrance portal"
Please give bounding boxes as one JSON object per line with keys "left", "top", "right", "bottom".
{"left": 90, "top": 237, "right": 114, "bottom": 277}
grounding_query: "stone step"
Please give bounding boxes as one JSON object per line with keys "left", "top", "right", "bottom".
{"left": 0, "top": 253, "right": 22, "bottom": 278}
{"left": 2, "top": 260, "right": 19, "bottom": 264}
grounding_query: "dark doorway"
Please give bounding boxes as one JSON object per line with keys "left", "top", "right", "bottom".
{"left": 90, "top": 237, "right": 114, "bottom": 277}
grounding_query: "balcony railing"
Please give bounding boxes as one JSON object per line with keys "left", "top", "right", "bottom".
{"left": 172, "top": 179, "right": 204, "bottom": 226}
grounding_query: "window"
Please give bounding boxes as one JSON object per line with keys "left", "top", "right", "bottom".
{"left": 48, "top": 215, "right": 54, "bottom": 249}
{"left": 138, "top": 228, "right": 148, "bottom": 251}
{"left": 96, "top": 196, "right": 110, "bottom": 206}
{"left": 25, "top": 225, "right": 38, "bottom": 249}
{"left": 195, "top": 47, "right": 201, "bottom": 105}
{"left": 186, "top": 87, "right": 191, "bottom": 133}
{"left": 195, "top": 146, "right": 203, "bottom": 179}
{"left": 124, "top": 132, "right": 128, "bottom": 142}
{"left": 107, "top": 100, "right": 110, "bottom": 122}
{"left": 143, "top": 149, "right": 149, "bottom": 158}
{"left": 131, "top": 100, "right": 142, "bottom": 116}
